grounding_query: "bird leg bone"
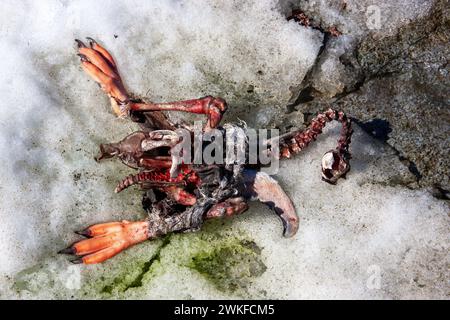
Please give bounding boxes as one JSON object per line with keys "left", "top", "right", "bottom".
{"left": 77, "top": 38, "right": 227, "bottom": 131}
{"left": 205, "top": 197, "right": 249, "bottom": 219}
{"left": 128, "top": 96, "right": 228, "bottom": 131}
{"left": 76, "top": 38, "right": 174, "bottom": 130}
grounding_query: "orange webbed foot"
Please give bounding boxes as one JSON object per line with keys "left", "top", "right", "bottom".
{"left": 59, "top": 220, "right": 149, "bottom": 264}
{"left": 76, "top": 38, "right": 129, "bottom": 117}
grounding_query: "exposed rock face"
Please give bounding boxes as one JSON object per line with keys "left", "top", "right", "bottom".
{"left": 285, "top": 0, "right": 450, "bottom": 193}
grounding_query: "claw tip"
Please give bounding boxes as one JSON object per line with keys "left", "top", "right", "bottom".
{"left": 58, "top": 247, "right": 75, "bottom": 255}
{"left": 75, "top": 229, "right": 92, "bottom": 238}
{"left": 70, "top": 258, "right": 83, "bottom": 265}
{"left": 86, "top": 37, "right": 96, "bottom": 46}
{"left": 75, "top": 39, "right": 86, "bottom": 48}
{"left": 77, "top": 54, "right": 88, "bottom": 62}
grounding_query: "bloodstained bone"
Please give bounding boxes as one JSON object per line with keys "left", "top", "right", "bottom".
{"left": 59, "top": 38, "right": 354, "bottom": 264}
{"left": 278, "top": 109, "right": 352, "bottom": 159}
{"left": 129, "top": 95, "right": 228, "bottom": 131}
{"left": 115, "top": 166, "right": 200, "bottom": 195}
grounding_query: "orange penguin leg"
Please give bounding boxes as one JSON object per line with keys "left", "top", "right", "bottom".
{"left": 59, "top": 220, "right": 149, "bottom": 264}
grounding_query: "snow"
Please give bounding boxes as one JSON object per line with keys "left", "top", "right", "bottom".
{"left": 0, "top": 0, "right": 448, "bottom": 299}
{"left": 279, "top": 0, "right": 436, "bottom": 97}
{"left": 280, "top": 0, "right": 435, "bottom": 37}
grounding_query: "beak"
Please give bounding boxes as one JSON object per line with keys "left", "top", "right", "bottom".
{"left": 95, "top": 143, "right": 120, "bottom": 162}
{"left": 244, "top": 170, "right": 299, "bottom": 238}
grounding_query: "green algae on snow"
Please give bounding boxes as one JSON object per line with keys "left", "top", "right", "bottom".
{"left": 99, "top": 235, "right": 172, "bottom": 295}
{"left": 12, "top": 219, "right": 267, "bottom": 299}
{"left": 95, "top": 229, "right": 268, "bottom": 296}
{"left": 188, "top": 239, "right": 267, "bottom": 292}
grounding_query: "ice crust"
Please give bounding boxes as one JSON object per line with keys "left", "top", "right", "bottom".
{"left": 280, "top": 0, "right": 435, "bottom": 37}
{"left": 0, "top": 0, "right": 447, "bottom": 299}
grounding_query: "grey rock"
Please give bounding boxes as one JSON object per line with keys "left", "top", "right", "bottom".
{"left": 291, "top": 0, "right": 450, "bottom": 192}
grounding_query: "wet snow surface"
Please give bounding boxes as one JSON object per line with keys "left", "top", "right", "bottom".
{"left": 0, "top": 0, "right": 448, "bottom": 299}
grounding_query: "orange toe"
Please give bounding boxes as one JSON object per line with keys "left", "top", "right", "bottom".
{"left": 78, "top": 46, "right": 118, "bottom": 79}
{"left": 81, "top": 245, "right": 123, "bottom": 264}
{"left": 87, "top": 37, "right": 117, "bottom": 68}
